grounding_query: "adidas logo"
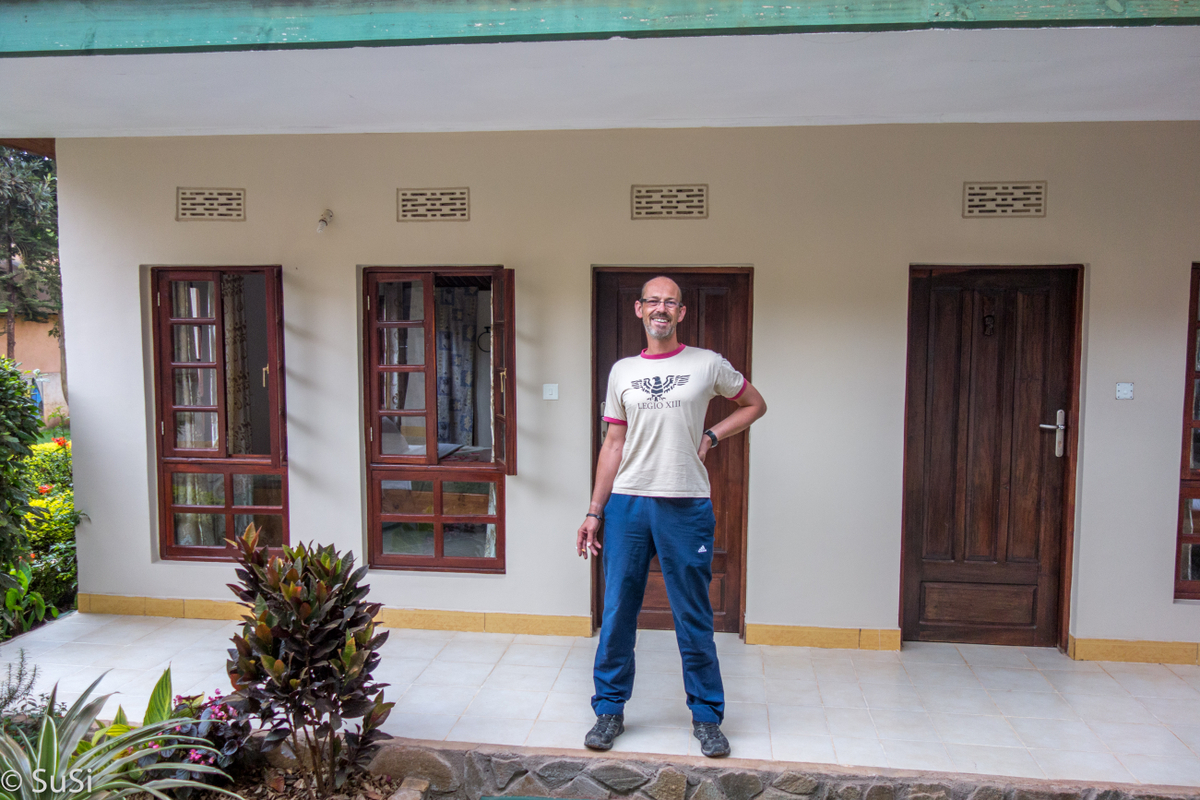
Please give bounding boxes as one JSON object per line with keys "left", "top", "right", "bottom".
{"left": 698, "top": 545, "right": 707, "bottom": 553}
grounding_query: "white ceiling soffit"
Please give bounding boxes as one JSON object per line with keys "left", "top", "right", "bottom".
{"left": 1, "top": 26, "right": 1198, "bottom": 138}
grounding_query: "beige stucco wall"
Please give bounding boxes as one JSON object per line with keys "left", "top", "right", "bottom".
{"left": 56, "top": 123, "right": 1200, "bottom": 642}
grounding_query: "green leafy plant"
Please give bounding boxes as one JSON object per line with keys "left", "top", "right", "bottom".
{"left": 77, "top": 668, "right": 178, "bottom": 759}
{"left": 0, "top": 358, "right": 42, "bottom": 587}
{"left": 0, "top": 674, "right": 238, "bottom": 800}
{"left": 0, "top": 560, "right": 56, "bottom": 638}
{"left": 227, "top": 525, "right": 393, "bottom": 795}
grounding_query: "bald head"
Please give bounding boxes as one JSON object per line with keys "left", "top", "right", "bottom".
{"left": 640, "top": 276, "right": 682, "bottom": 303}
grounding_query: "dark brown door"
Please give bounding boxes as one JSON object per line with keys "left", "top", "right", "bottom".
{"left": 592, "top": 269, "right": 752, "bottom": 633}
{"left": 902, "top": 267, "right": 1079, "bottom": 646}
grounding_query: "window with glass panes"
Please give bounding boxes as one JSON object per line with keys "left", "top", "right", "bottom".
{"left": 363, "top": 267, "right": 515, "bottom": 572}
{"left": 1177, "top": 265, "right": 1200, "bottom": 598}
{"left": 152, "top": 267, "right": 288, "bottom": 560}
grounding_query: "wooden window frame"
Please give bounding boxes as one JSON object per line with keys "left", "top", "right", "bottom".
{"left": 363, "top": 266, "right": 515, "bottom": 574}
{"left": 1177, "top": 265, "right": 1200, "bottom": 598}
{"left": 152, "top": 266, "right": 289, "bottom": 561}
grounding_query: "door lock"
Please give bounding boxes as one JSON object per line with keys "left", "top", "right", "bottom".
{"left": 1039, "top": 409, "right": 1066, "bottom": 458}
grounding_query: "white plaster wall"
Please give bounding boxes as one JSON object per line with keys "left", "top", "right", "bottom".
{"left": 56, "top": 123, "right": 1200, "bottom": 641}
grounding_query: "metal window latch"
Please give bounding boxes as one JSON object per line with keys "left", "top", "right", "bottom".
{"left": 1039, "top": 409, "right": 1066, "bottom": 458}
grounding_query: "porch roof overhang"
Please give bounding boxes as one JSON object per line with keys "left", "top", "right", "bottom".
{"left": 0, "top": 2, "right": 1198, "bottom": 139}
{"left": 2, "top": 0, "right": 1198, "bottom": 57}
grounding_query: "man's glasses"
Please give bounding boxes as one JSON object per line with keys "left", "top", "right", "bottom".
{"left": 639, "top": 297, "right": 681, "bottom": 310}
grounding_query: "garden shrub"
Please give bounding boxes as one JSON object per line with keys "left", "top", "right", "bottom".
{"left": 25, "top": 438, "right": 71, "bottom": 493}
{"left": 28, "top": 537, "right": 75, "bottom": 609}
{"left": 24, "top": 445, "right": 80, "bottom": 610}
{"left": 227, "top": 525, "right": 394, "bottom": 795}
{"left": 0, "top": 358, "right": 42, "bottom": 585}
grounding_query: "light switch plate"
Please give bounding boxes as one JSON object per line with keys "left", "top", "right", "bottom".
{"left": 1116, "top": 382, "right": 1134, "bottom": 400}
{"left": 543, "top": 383, "right": 559, "bottom": 400}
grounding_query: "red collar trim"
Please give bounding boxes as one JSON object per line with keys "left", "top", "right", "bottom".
{"left": 641, "top": 343, "right": 686, "bottom": 360}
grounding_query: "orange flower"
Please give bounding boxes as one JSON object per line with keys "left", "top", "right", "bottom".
{"left": 37, "top": 484, "right": 51, "bottom": 494}
{"left": 52, "top": 437, "right": 67, "bottom": 447}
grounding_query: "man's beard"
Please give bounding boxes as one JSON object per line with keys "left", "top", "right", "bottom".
{"left": 644, "top": 314, "right": 677, "bottom": 341}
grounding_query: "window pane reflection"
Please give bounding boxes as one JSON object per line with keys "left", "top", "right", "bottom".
{"left": 382, "top": 372, "right": 425, "bottom": 411}
{"left": 234, "top": 514, "right": 284, "bottom": 546}
{"left": 223, "top": 273, "right": 271, "bottom": 456}
{"left": 174, "top": 512, "right": 225, "bottom": 547}
{"left": 176, "top": 412, "right": 219, "bottom": 449}
{"left": 378, "top": 281, "right": 424, "bottom": 322}
{"left": 443, "top": 482, "right": 496, "bottom": 515}
{"left": 233, "top": 474, "right": 283, "bottom": 507}
{"left": 1183, "top": 542, "right": 1200, "bottom": 581}
{"left": 444, "top": 523, "right": 496, "bottom": 558}
{"left": 382, "top": 521, "right": 434, "bottom": 555}
{"left": 381, "top": 416, "right": 426, "bottom": 456}
{"left": 173, "top": 325, "right": 217, "bottom": 363}
{"left": 381, "top": 480, "right": 434, "bottom": 514}
{"left": 172, "top": 473, "right": 224, "bottom": 506}
{"left": 381, "top": 328, "right": 424, "bottom": 366}
{"left": 175, "top": 368, "right": 217, "bottom": 407}
{"left": 171, "top": 281, "right": 215, "bottom": 319}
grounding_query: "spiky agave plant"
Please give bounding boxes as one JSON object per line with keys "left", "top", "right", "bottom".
{"left": 0, "top": 675, "right": 241, "bottom": 800}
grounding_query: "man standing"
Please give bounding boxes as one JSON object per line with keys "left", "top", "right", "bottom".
{"left": 577, "top": 275, "right": 767, "bottom": 758}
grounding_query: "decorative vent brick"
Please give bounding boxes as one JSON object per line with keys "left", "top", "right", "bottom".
{"left": 963, "top": 181, "right": 1047, "bottom": 217}
{"left": 176, "top": 188, "right": 246, "bottom": 221}
{"left": 631, "top": 184, "right": 708, "bottom": 219}
{"left": 398, "top": 188, "right": 470, "bottom": 221}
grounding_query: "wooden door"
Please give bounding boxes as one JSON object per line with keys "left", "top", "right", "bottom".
{"left": 902, "top": 267, "right": 1079, "bottom": 646}
{"left": 593, "top": 269, "right": 752, "bottom": 633}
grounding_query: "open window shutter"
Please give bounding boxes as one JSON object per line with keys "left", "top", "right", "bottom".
{"left": 268, "top": 267, "right": 287, "bottom": 468}
{"left": 492, "top": 268, "right": 517, "bottom": 475}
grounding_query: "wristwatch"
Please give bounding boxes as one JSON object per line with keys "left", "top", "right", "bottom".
{"left": 704, "top": 429, "right": 718, "bottom": 448}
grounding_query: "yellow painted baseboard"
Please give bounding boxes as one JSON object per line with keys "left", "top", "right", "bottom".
{"left": 78, "top": 594, "right": 249, "bottom": 620}
{"left": 745, "top": 624, "right": 902, "bottom": 650}
{"left": 375, "top": 608, "right": 591, "bottom": 637}
{"left": 1068, "top": 634, "right": 1200, "bottom": 665}
{"left": 78, "top": 595, "right": 591, "bottom": 637}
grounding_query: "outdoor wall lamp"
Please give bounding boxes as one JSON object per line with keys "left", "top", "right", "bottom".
{"left": 317, "top": 209, "right": 334, "bottom": 233}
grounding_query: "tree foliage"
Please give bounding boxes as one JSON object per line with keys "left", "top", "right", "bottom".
{"left": 0, "top": 149, "right": 59, "bottom": 360}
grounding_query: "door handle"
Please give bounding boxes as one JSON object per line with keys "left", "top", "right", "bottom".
{"left": 1039, "top": 409, "right": 1066, "bottom": 458}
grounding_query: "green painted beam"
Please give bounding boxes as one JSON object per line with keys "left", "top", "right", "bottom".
{"left": 1, "top": 0, "right": 1197, "bottom": 57}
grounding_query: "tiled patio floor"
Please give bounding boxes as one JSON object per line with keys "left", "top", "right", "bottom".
{"left": 5, "top": 613, "right": 1200, "bottom": 789}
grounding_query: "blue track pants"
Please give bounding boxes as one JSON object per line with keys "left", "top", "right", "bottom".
{"left": 591, "top": 494, "right": 724, "bottom": 723}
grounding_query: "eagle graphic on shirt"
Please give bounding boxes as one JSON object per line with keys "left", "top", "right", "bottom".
{"left": 631, "top": 374, "right": 690, "bottom": 401}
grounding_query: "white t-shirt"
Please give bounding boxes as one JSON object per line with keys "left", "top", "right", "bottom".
{"left": 603, "top": 344, "right": 746, "bottom": 498}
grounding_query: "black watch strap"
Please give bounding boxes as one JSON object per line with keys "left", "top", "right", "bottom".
{"left": 704, "top": 429, "right": 718, "bottom": 448}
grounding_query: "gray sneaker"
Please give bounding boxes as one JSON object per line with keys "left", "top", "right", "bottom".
{"left": 584, "top": 713, "right": 625, "bottom": 750}
{"left": 693, "top": 721, "right": 731, "bottom": 757}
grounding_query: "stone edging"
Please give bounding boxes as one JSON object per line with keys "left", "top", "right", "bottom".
{"left": 367, "top": 740, "right": 1197, "bottom": 800}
